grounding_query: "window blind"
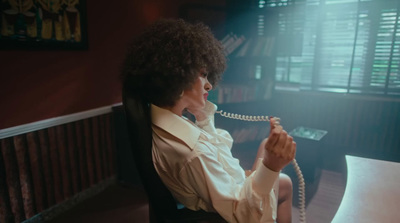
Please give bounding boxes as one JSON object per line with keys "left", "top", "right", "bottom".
{"left": 259, "top": 0, "right": 400, "bottom": 96}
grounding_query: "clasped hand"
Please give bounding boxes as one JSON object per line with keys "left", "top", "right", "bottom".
{"left": 262, "top": 118, "right": 296, "bottom": 172}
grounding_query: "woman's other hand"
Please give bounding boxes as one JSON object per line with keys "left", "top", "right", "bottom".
{"left": 262, "top": 118, "right": 296, "bottom": 172}
{"left": 187, "top": 100, "right": 216, "bottom": 122}
{"left": 187, "top": 107, "right": 208, "bottom": 122}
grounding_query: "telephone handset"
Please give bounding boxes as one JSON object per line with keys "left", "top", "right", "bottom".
{"left": 216, "top": 110, "right": 306, "bottom": 223}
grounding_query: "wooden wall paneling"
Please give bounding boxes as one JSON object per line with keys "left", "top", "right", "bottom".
{"left": 393, "top": 104, "right": 400, "bottom": 153}
{"left": 332, "top": 99, "right": 344, "bottom": 143}
{"left": 98, "top": 115, "right": 107, "bottom": 179}
{"left": 366, "top": 102, "right": 376, "bottom": 151}
{"left": 358, "top": 101, "right": 368, "bottom": 149}
{"left": 56, "top": 125, "right": 73, "bottom": 199}
{"left": 47, "top": 127, "right": 64, "bottom": 204}
{"left": 13, "top": 134, "right": 36, "bottom": 219}
{"left": 342, "top": 101, "right": 353, "bottom": 142}
{"left": 37, "top": 129, "right": 56, "bottom": 207}
{"left": 349, "top": 101, "right": 358, "bottom": 148}
{"left": 91, "top": 116, "right": 104, "bottom": 182}
{"left": 385, "top": 103, "right": 400, "bottom": 154}
{"left": 26, "top": 132, "right": 47, "bottom": 212}
{"left": 99, "top": 115, "right": 110, "bottom": 178}
{"left": 104, "top": 113, "right": 115, "bottom": 176}
{"left": 1, "top": 137, "right": 25, "bottom": 222}
{"left": 376, "top": 102, "right": 385, "bottom": 151}
{"left": 0, "top": 107, "right": 118, "bottom": 222}
{"left": 324, "top": 98, "right": 340, "bottom": 146}
{"left": 381, "top": 103, "right": 392, "bottom": 153}
{"left": 372, "top": 102, "right": 382, "bottom": 152}
{"left": 342, "top": 101, "right": 354, "bottom": 148}
{"left": 351, "top": 102, "right": 363, "bottom": 151}
{"left": 75, "top": 120, "right": 89, "bottom": 190}
{"left": 66, "top": 122, "right": 81, "bottom": 194}
{"left": 364, "top": 102, "right": 375, "bottom": 151}
{"left": 0, "top": 139, "right": 13, "bottom": 223}
{"left": 394, "top": 122, "right": 400, "bottom": 156}
{"left": 361, "top": 103, "right": 371, "bottom": 152}
{"left": 83, "top": 118, "right": 96, "bottom": 185}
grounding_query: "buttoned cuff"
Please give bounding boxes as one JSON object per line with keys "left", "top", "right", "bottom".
{"left": 252, "top": 159, "right": 280, "bottom": 196}
{"left": 196, "top": 101, "right": 217, "bottom": 130}
{"left": 196, "top": 117, "right": 212, "bottom": 127}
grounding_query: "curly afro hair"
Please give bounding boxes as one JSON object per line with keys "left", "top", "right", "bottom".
{"left": 121, "top": 18, "right": 227, "bottom": 107}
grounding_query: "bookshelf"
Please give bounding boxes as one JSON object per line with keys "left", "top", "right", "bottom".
{"left": 211, "top": 7, "right": 278, "bottom": 104}
{"left": 211, "top": 6, "right": 278, "bottom": 145}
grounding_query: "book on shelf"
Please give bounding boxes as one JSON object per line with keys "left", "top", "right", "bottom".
{"left": 251, "top": 37, "right": 266, "bottom": 57}
{"left": 262, "top": 37, "right": 275, "bottom": 57}
{"left": 221, "top": 33, "right": 246, "bottom": 56}
{"left": 236, "top": 38, "right": 252, "bottom": 57}
{"left": 221, "top": 33, "right": 232, "bottom": 44}
{"left": 234, "top": 36, "right": 275, "bottom": 58}
{"left": 209, "top": 82, "right": 273, "bottom": 104}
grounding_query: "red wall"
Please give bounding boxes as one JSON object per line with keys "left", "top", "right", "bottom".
{"left": 0, "top": 0, "right": 225, "bottom": 129}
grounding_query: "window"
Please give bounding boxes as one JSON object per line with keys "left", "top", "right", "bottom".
{"left": 258, "top": 0, "right": 400, "bottom": 96}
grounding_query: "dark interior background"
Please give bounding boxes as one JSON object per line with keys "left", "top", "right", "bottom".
{"left": 1, "top": 0, "right": 399, "bottom": 171}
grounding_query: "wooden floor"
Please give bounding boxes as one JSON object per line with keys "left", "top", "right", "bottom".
{"left": 45, "top": 183, "right": 149, "bottom": 223}
{"left": 46, "top": 169, "right": 345, "bottom": 223}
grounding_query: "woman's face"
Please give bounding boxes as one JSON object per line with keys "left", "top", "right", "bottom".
{"left": 182, "top": 69, "right": 212, "bottom": 111}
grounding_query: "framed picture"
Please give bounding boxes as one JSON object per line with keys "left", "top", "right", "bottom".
{"left": 0, "top": 0, "right": 88, "bottom": 50}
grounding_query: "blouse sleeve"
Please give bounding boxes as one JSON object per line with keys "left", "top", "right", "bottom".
{"left": 190, "top": 101, "right": 279, "bottom": 222}
{"left": 195, "top": 101, "right": 233, "bottom": 148}
{"left": 180, "top": 144, "right": 279, "bottom": 223}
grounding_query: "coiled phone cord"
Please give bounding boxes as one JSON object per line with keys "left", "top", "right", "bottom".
{"left": 291, "top": 159, "right": 306, "bottom": 223}
{"left": 216, "top": 110, "right": 306, "bottom": 223}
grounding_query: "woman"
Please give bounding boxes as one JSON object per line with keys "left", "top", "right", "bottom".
{"left": 121, "top": 18, "right": 296, "bottom": 223}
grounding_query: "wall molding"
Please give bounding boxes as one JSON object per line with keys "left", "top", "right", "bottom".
{"left": 0, "top": 103, "right": 122, "bottom": 139}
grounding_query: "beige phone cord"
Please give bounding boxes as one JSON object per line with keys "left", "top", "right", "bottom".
{"left": 216, "top": 110, "right": 306, "bottom": 223}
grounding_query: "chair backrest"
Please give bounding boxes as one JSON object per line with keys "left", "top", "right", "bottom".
{"left": 122, "top": 77, "right": 225, "bottom": 223}
{"left": 122, "top": 79, "right": 178, "bottom": 222}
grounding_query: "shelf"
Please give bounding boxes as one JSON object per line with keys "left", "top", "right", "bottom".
{"left": 210, "top": 81, "right": 273, "bottom": 104}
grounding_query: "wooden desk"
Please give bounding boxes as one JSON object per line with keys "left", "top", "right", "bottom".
{"left": 332, "top": 155, "right": 400, "bottom": 223}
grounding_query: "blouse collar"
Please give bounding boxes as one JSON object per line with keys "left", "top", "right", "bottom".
{"left": 151, "top": 104, "right": 200, "bottom": 150}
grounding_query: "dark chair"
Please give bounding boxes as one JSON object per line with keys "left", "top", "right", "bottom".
{"left": 122, "top": 79, "right": 226, "bottom": 223}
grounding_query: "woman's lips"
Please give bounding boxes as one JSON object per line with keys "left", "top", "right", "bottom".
{"left": 204, "top": 93, "right": 209, "bottom": 100}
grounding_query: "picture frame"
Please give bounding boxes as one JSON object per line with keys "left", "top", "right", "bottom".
{"left": 0, "top": 0, "right": 88, "bottom": 50}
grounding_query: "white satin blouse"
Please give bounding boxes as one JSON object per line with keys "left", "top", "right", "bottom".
{"left": 151, "top": 101, "right": 279, "bottom": 223}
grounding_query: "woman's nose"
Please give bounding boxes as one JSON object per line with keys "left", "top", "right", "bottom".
{"left": 205, "top": 80, "right": 212, "bottom": 91}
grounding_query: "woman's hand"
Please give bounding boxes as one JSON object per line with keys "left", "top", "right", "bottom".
{"left": 187, "top": 100, "right": 216, "bottom": 122}
{"left": 262, "top": 118, "right": 296, "bottom": 172}
{"left": 187, "top": 107, "right": 208, "bottom": 122}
